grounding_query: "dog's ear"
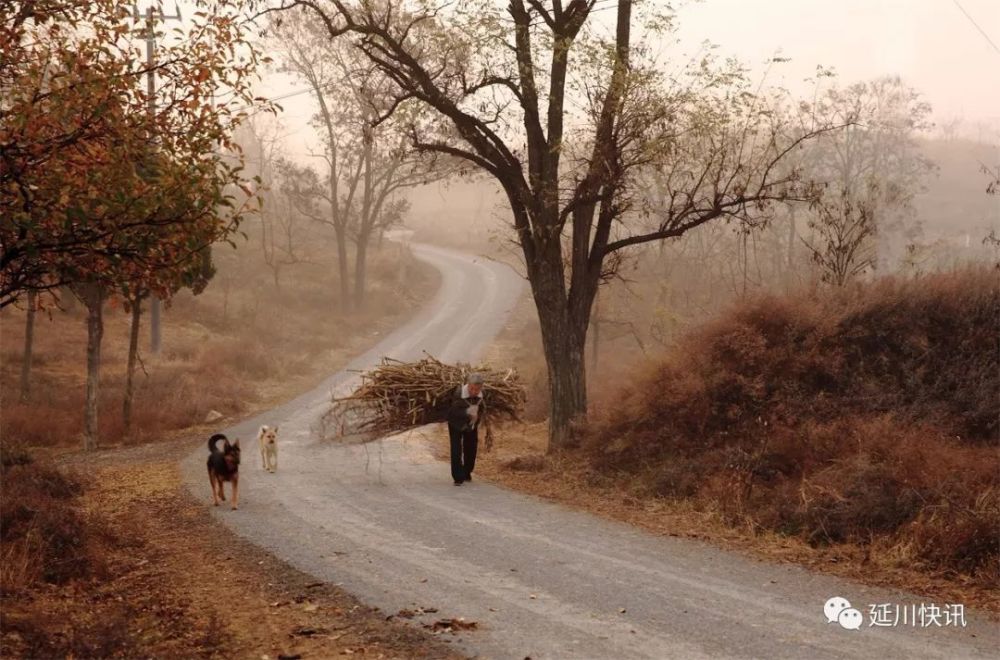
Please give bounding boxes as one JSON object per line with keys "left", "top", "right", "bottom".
{"left": 273, "top": 426, "right": 279, "bottom": 433}
{"left": 233, "top": 438, "right": 240, "bottom": 447}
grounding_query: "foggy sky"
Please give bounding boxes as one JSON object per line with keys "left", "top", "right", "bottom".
{"left": 674, "top": 0, "right": 999, "bottom": 126}
{"left": 252, "top": 0, "right": 1000, "bottom": 163}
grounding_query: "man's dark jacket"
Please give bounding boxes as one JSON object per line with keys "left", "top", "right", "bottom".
{"left": 446, "top": 384, "right": 486, "bottom": 431}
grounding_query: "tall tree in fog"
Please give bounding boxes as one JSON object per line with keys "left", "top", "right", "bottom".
{"left": 272, "top": 11, "right": 358, "bottom": 310}
{"left": 799, "top": 76, "right": 935, "bottom": 282}
{"left": 237, "top": 118, "right": 308, "bottom": 291}
{"left": 334, "top": 56, "right": 445, "bottom": 308}
{"left": 272, "top": 10, "right": 443, "bottom": 309}
{"left": 260, "top": 0, "right": 834, "bottom": 449}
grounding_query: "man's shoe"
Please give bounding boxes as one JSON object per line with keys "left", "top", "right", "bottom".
{"left": 454, "top": 480, "right": 463, "bottom": 486}
{"left": 464, "top": 474, "right": 472, "bottom": 482}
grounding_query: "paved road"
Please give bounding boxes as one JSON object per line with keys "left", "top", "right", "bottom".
{"left": 183, "top": 243, "right": 999, "bottom": 659}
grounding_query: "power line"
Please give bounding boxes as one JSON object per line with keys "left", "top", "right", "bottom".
{"left": 267, "top": 81, "right": 336, "bottom": 104}
{"left": 233, "top": 80, "right": 338, "bottom": 118}
{"left": 952, "top": 0, "right": 1000, "bottom": 56}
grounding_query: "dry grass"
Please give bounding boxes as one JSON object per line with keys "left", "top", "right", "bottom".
{"left": 0, "top": 443, "right": 457, "bottom": 658}
{"left": 474, "top": 421, "right": 1000, "bottom": 616}
{"left": 0, "top": 448, "right": 137, "bottom": 658}
{"left": 478, "top": 266, "right": 999, "bottom": 611}
{"left": 585, "top": 267, "right": 999, "bottom": 587}
{"left": 0, "top": 455, "right": 91, "bottom": 594}
{"left": 1, "top": 243, "right": 447, "bottom": 655}
{"left": 0, "top": 244, "right": 437, "bottom": 451}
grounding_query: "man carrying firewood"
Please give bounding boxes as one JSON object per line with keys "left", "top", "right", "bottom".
{"left": 446, "top": 373, "right": 485, "bottom": 485}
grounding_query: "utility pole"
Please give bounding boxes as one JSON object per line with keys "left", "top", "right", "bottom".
{"left": 135, "top": 2, "right": 182, "bottom": 355}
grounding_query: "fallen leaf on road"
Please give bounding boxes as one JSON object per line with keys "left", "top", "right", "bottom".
{"left": 424, "top": 618, "right": 479, "bottom": 634}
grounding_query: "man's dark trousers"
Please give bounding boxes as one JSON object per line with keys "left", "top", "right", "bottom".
{"left": 449, "top": 423, "right": 478, "bottom": 482}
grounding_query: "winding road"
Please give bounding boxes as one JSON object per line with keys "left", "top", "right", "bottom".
{"left": 183, "top": 243, "right": 999, "bottom": 659}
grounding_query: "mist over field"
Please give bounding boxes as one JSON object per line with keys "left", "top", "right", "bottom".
{"left": 2, "top": 1, "right": 998, "bottom": 657}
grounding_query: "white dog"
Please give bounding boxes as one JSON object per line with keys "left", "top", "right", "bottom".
{"left": 258, "top": 425, "right": 279, "bottom": 473}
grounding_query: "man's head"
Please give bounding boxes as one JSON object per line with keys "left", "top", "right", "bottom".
{"left": 467, "top": 372, "right": 484, "bottom": 397}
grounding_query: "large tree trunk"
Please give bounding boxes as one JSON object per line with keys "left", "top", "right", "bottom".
{"left": 353, "top": 233, "right": 369, "bottom": 308}
{"left": 123, "top": 295, "right": 143, "bottom": 437}
{"left": 539, "top": 313, "right": 588, "bottom": 451}
{"left": 19, "top": 290, "right": 36, "bottom": 401}
{"left": 531, "top": 260, "right": 590, "bottom": 451}
{"left": 80, "top": 284, "right": 105, "bottom": 451}
{"left": 354, "top": 128, "right": 374, "bottom": 309}
{"left": 335, "top": 224, "right": 351, "bottom": 311}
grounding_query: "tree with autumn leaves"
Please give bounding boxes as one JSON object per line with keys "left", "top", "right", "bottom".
{"left": 1, "top": 0, "right": 270, "bottom": 448}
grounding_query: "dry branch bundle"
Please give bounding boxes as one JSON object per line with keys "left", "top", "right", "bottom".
{"left": 324, "top": 354, "right": 526, "bottom": 442}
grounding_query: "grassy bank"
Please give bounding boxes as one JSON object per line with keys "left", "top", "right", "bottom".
{"left": 479, "top": 266, "right": 999, "bottom": 608}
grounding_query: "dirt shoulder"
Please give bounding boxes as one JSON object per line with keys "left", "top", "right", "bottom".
{"left": 27, "top": 440, "right": 460, "bottom": 659}
{"left": 470, "top": 424, "right": 998, "bottom": 617}
{"left": 471, "top": 287, "right": 999, "bottom": 618}
{"left": 2, "top": 249, "right": 465, "bottom": 658}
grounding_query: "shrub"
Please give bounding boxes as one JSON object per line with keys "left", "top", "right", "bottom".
{"left": 0, "top": 455, "right": 101, "bottom": 593}
{"left": 584, "top": 267, "right": 999, "bottom": 581}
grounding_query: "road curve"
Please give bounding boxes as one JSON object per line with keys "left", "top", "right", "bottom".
{"left": 183, "top": 243, "right": 998, "bottom": 659}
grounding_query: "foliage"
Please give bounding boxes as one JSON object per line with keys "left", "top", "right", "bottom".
{"left": 0, "top": 0, "right": 269, "bottom": 307}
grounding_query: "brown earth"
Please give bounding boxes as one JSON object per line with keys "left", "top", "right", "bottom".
{"left": 1, "top": 246, "right": 468, "bottom": 658}
{"left": 471, "top": 268, "right": 1000, "bottom": 618}
{"left": 468, "top": 423, "right": 999, "bottom": 617}
{"left": 1, "top": 439, "right": 462, "bottom": 658}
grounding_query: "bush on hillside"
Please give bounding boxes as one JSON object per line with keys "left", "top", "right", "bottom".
{"left": 585, "top": 267, "right": 999, "bottom": 581}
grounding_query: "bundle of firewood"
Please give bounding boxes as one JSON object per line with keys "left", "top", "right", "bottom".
{"left": 324, "top": 354, "right": 526, "bottom": 441}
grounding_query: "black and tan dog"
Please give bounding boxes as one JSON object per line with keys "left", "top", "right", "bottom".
{"left": 207, "top": 433, "right": 241, "bottom": 509}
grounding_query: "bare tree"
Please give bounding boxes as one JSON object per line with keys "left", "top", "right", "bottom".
{"left": 272, "top": 12, "right": 363, "bottom": 310}
{"left": 274, "top": 16, "right": 449, "bottom": 308}
{"left": 261, "top": 0, "right": 833, "bottom": 448}
{"left": 243, "top": 120, "right": 306, "bottom": 290}
{"left": 799, "top": 76, "right": 935, "bottom": 272}
{"left": 802, "top": 187, "right": 877, "bottom": 286}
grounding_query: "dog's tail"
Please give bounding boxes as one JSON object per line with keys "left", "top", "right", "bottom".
{"left": 208, "top": 433, "right": 228, "bottom": 454}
